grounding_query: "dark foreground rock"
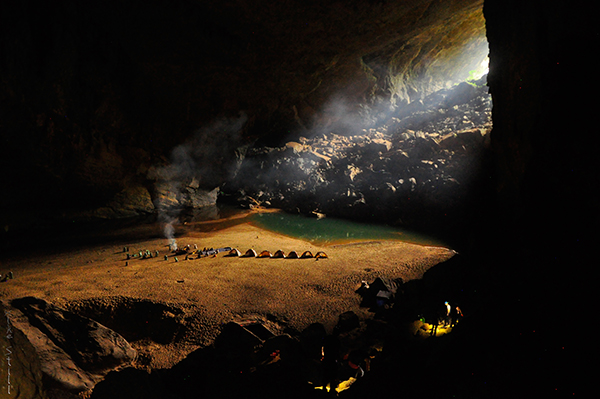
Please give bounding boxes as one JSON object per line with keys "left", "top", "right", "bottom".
{"left": 1, "top": 297, "right": 136, "bottom": 398}
{"left": 34, "top": 252, "right": 571, "bottom": 399}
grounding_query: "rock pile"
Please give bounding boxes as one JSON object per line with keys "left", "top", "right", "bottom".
{"left": 225, "top": 77, "right": 492, "bottom": 236}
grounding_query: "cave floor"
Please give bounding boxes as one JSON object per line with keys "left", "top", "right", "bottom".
{"left": 0, "top": 216, "right": 455, "bottom": 370}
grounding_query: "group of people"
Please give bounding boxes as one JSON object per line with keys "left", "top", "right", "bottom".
{"left": 299, "top": 321, "right": 375, "bottom": 395}
{"left": 123, "top": 243, "right": 219, "bottom": 264}
{"left": 426, "top": 301, "right": 464, "bottom": 336}
{"left": 126, "top": 249, "right": 160, "bottom": 260}
{"left": 444, "top": 301, "right": 464, "bottom": 328}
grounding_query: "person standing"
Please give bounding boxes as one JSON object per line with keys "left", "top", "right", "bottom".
{"left": 451, "top": 305, "right": 464, "bottom": 327}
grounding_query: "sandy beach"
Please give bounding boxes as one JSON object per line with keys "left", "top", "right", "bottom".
{"left": 0, "top": 217, "right": 455, "bottom": 370}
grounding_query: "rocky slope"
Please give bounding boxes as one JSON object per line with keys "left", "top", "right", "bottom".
{"left": 225, "top": 77, "right": 492, "bottom": 241}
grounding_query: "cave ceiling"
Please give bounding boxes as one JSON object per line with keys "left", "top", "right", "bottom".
{"left": 0, "top": 0, "right": 486, "bottom": 211}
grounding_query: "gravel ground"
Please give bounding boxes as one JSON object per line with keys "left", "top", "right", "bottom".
{"left": 0, "top": 220, "right": 455, "bottom": 370}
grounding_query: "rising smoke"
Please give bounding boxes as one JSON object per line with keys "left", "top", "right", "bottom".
{"left": 150, "top": 113, "right": 248, "bottom": 249}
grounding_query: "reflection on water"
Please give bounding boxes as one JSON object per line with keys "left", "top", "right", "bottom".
{"left": 247, "top": 212, "right": 448, "bottom": 247}
{"left": 184, "top": 207, "right": 448, "bottom": 247}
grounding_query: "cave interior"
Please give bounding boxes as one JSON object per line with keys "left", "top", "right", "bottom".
{"left": 0, "top": 0, "right": 594, "bottom": 397}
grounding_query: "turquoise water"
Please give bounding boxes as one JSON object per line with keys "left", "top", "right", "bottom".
{"left": 248, "top": 212, "right": 447, "bottom": 247}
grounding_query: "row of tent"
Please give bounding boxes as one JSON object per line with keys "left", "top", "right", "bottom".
{"left": 226, "top": 248, "right": 328, "bottom": 259}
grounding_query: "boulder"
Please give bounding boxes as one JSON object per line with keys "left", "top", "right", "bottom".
{"left": 299, "top": 323, "right": 326, "bottom": 360}
{"left": 335, "top": 311, "right": 360, "bottom": 333}
{"left": 400, "top": 130, "right": 416, "bottom": 141}
{"left": 2, "top": 297, "right": 136, "bottom": 396}
{"left": 93, "top": 186, "right": 155, "bottom": 219}
{"left": 153, "top": 183, "right": 219, "bottom": 210}
{"left": 442, "top": 82, "right": 478, "bottom": 107}
{"left": 439, "top": 128, "right": 485, "bottom": 151}
{"left": 356, "top": 277, "right": 403, "bottom": 310}
{"left": 346, "top": 164, "right": 362, "bottom": 182}
{"left": 456, "top": 128, "right": 486, "bottom": 147}
{"left": 0, "top": 302, "right": 46, "bottom": 399}
{"left": 285, "top": 141, "right": 309, "bottom": 154}
{"left": 438, "top": 132, "right": 461, "bottom": 150}
{"left": 188, "top": 186, "right": 220, "bottom": 208}
{"left": 361, "top": 139, "right": 392, "bottom": 153}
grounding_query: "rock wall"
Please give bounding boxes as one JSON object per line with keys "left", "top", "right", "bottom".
{"left": 484, "top": 0, "right": 598, "bottom": 257}
{"left": 1, "top": 0, "right": 486, "bottom": 224}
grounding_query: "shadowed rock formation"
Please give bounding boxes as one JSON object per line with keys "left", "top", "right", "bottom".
{"left": 1, "top": 297, "right": 136, "bottom": 396}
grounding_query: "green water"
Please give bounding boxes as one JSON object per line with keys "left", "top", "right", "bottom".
{"left": 248, "top": 212, "right": 448, "bottom": 247}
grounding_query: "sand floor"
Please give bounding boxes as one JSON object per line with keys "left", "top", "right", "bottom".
{"left": 0, "top": 217, "right": 455, "bottom": 369}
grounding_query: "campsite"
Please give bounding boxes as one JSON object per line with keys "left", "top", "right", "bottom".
{"left": 0, "top": 218, "right": 455, "bottom": 387}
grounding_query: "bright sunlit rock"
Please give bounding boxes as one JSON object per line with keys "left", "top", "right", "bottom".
{"left": 471, "top": 56, "right": 489, "bottom": 80}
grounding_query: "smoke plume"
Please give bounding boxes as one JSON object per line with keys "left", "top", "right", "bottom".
{"left": 150, "top": 113, "right": 248, "bottom": 248}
